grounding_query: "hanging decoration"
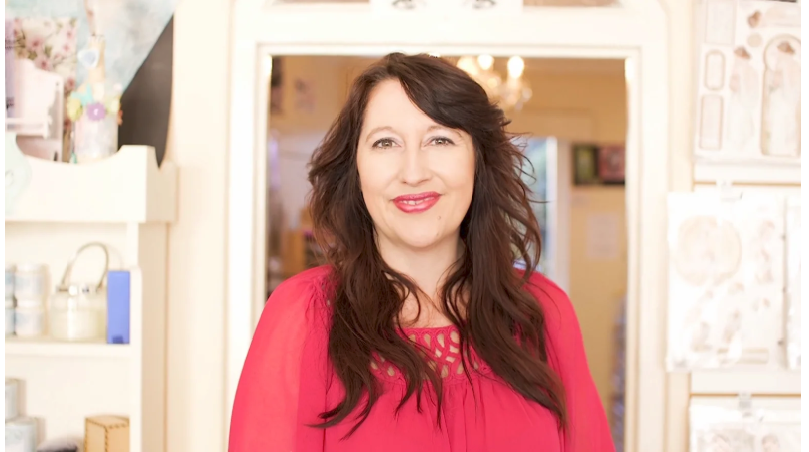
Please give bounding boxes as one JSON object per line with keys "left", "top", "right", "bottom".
{"left": 666, "top": 191, "right": 787, "bottom": 372}
{"left": 693, "top": 0, "right": 800, "bottom": 166}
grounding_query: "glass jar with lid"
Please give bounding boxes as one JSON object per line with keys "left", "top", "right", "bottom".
{"left": 49, "top": 242, "right": 108, "bottom": 342}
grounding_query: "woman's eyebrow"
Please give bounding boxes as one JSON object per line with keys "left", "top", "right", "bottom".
{"left": 363, "top": 126, "right": 397, "bottom": 143}
{"left": 425, "top": 124, "right": 464, "bottom": 140}
{"left": 362, "top": 124, "right": 464, "bottom": 142}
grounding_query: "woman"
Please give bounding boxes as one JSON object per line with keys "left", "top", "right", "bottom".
{"left": 229, "top": 53, "right": 613, "bottom": 451}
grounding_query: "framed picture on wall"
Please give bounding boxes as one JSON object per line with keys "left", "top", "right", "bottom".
{"left": 598, "top": 145, "right": 626, "bottom": 184}
{"left": 573, "top": 143, "right": 626, "bottom": 186}
{"left": 573, "top": 144, "right": 600, "bottom": 185}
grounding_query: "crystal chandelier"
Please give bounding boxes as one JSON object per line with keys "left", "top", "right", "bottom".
{"left": 456, "top": 55, "right": 532, "bottom": 111}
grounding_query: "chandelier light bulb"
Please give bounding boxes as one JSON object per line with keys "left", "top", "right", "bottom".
{"left": 477, "top": 54, "right": 494, "bottom": 71}
{"left": 506, "top": 56, "right": 525, "bottom": 79}
{"left": 456, "top": 55, "right": 532, "bottom": 111}
{"left": 457, "top": 56, "right": 479, "bottom": 76}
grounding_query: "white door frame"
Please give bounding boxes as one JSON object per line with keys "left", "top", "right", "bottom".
{"left": 227, "top": 3, "right": 671, "bottom": 451}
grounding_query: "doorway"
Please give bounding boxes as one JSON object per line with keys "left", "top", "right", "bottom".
{"left": 227, "top": 5, "right": 670, "bottom": 450}
{"left": 262, "top": 54, "right": 630, "bottom": 450}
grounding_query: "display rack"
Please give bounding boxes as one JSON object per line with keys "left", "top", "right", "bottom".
{"left": 5, "top": 145, "right": 176, "bottom": 452}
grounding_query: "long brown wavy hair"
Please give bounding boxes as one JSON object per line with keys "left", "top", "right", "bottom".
{"left": 307, "top": 53, "right": 565, "bottom": 435}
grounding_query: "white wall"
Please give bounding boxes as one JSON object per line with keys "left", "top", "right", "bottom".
{"left": 661, "top": 2, "right": 696, "bottom": 451}
{"left": 164, "top": 0, "right": 230, "bottom": 451}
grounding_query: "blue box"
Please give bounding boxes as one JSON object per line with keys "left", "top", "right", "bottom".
{"left": 106, "top": 270, "right": 130, "bottom": 344}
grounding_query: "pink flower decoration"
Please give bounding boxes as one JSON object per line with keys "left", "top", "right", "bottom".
{"left": 65, "top": 77, "right": 76, "bottom": 91}
{"left": 86, "top": 102, "right": 106, "bottom": 121}
{"left": 33, "top": 55, "right": 52, "bottom": 71}
{"left": 28, "top": 37, "right": 44, "bottom": 52}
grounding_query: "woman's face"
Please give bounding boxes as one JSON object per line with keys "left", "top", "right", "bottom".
{"left": 357, "top": 79, "right": 475, "bottom": 251}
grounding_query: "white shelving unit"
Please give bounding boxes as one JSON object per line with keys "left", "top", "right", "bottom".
{"left": 690, "top": 369, "right": 801, "bottom": 396}
{"left": 693, "top": 157, "right": 801, "bottom": 185}
{"left": 5, "top": 145, "right": 176, "bottom": 452}
{"left": 5, "top": 338, "right": 131, "bottom": 359}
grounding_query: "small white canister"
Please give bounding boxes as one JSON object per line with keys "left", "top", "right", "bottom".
{"left": 14, "top": 264, "right": 46, "bottom": 300}
{"left": 5, "top": 416, "right": 37, "bottom": 452}
{"left": 14, "top": 298, "right": 45, "bottom": 338}
{"left": 5, "top": 298, "right": 14, "bottom": 337}
{"left": 5, "top": 379, "right": 19, "bottom": 421}
{"left": 5, "top": 265, "right": 15, "bottom": 299}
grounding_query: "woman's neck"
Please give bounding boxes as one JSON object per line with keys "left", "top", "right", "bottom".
{"left": 376, "top": 235, "right": 464, "bottom": 326}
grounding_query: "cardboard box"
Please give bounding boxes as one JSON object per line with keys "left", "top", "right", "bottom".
{"left": 84, "top": 415, "right": 129, "bottom": 452}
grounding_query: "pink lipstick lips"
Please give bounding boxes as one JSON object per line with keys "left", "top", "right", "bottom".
{"left": 392, "top": 192, "right": 441, "bottom": 213}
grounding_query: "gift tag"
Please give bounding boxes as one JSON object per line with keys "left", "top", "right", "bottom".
{"left": 78, "top": 48, "right": 100, "bottom": 69}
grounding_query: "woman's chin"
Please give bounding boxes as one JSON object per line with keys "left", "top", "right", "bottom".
{"left": 395, "top": 230, "right": 447, "bottom": 250}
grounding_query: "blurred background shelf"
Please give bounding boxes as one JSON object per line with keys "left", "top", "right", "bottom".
{"left": 5, "top": 338, "right": 130, "bottom": 359}
{"left": 5, "top": 144, "right": 174, "bottom": 451}
{"left": 690, "top": 369, "right": 801, "bottom": 396}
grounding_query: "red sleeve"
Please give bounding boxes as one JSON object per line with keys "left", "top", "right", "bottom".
{"left": 525, "top": 271, "right": 615, "bottom": 452}
{"left": 228, "top": 268, "right": 331, "bottom": 452}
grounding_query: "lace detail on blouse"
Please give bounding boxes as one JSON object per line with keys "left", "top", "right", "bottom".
{"left": 370, "top": 325, "right": 492, "bottom": 384}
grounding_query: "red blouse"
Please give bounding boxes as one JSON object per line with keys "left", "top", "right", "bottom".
{"left": 229, "top": 265, "right": 614, "bottom": 452}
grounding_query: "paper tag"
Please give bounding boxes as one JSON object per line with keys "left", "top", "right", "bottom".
{"left": 78, "top": 48, "right": 100, "bottom": 69}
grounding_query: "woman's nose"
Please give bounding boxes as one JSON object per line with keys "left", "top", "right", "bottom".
{"left": 399, "top": 145, "right": 431, "bottom": 186}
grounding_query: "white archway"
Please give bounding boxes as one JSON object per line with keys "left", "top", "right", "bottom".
{"left": 226, "top": 2, "right": 671, "bottom": 450}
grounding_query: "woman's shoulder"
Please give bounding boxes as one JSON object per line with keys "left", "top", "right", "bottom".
{"left": 263, "top": 265, "right": 334, "bottom": 323}
{"left": 271, "top": 265, "right": 333, "bottom": 297}
{"left": 515, "top": 269, "right": 577, "bottom": 336}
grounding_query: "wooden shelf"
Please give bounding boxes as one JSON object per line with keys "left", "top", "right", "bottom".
{"left": 5, "top": 337, "right": 130, "bottom": 359}
{"left": 5, "top": 145, "right": 177, "bottom": 224}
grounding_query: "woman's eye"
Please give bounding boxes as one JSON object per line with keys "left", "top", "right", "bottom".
{"left": 431, "top": 137, "right": 454, "bottom": 146}
{"left": 372, "top": 138, "right": 396, "bottom": 149}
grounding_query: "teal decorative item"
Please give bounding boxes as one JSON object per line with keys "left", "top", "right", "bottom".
{"left": 5, "top": 132, "right": 33, "bottom": 216}
{"left": 70, "top": 84, "right": 94, "bottom": 106}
